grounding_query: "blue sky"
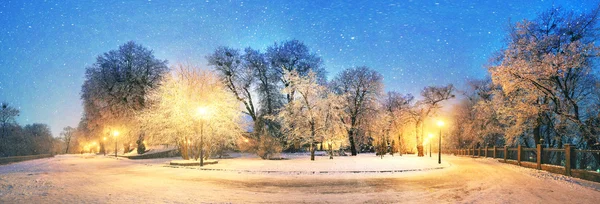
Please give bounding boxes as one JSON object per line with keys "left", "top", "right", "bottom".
{"left": 0, "top": 0, "right": 597, "bottom": 135}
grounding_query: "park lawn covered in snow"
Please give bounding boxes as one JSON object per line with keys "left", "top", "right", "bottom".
{"left": 1, "top": 153, "right": 600, "bottom": 203}
{"left": 190, "top": 152, "right": 449, "bottom": 173}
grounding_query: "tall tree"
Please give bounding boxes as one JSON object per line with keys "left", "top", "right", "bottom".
{"left": 277, "top": 71, "right": 347, "bottom": 160}
{"left": 408, "top": 84, "right": 455, "bottom": 156}
{"left": 81, "top": 41, "right": 169, "bottom": 149}
{"left": 245, "top": 47, "right": 282, "bottom": 117}
{"left": 489, "top": 7, "right": 600, "bottom": 148}
{"left": 139, "top": 65, "right": 243, "bottom": 160}
{"left": 266, "top": 40, "right": 326, "bottom": 104}
{"left": 331, "top": 66, "right": 384, "bottom": 156}
{"left": 207, "top": 47, "right": 258, "bottom": 123}
{"left": 60, "top": 126, "right": 76, "bottom": 154}
{"left": 382, "top": 92, "right": 414, "bottom": 155}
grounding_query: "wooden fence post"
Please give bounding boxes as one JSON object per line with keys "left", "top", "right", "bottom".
{"left": 536, "top": 144, "right": 542, "bottom": 170}
{"left": 504, "top": 146, "right": 508, "bottom": 163}
{"left": 485, "top": 146, "right": 488, "bottom": 158}
{"left": 493, "top": 146, "right": 497, "bottom": 158}
{"left": 517, "top": 145, "right": 522, "bottom": 166}
{"left": 472, "top": 145, "right": 476, "bottom": 157}
{"left": 479, "top": 147, "right": 482, "bottom": 157}
{"left": 565, "top": 144, "right": 573, "bottom": 176}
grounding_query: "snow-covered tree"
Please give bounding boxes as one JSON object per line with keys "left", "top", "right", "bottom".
{"left": 277, "top": 71, "right": 347, "bottom": 160}
{"left": 246, "top": 47, "right": 283, "bottom": 118}
{"left": 266, "top": 40, "right": 326, "bottom": 104}
{"left": 489, "top": 7, "right": 600, "bottom": 148}
{"left": 408, "top": 84, "right": 455, "bottom": 157}
{"left": 139, "top": 64, "right": 244, "bottom": 160}
{"left": 81, "top": 41, "right": 169, "bottom": 152}
{"left": 381, "top": 92, "right": 414, "bottom": 155}
{"left": 207, "top": 46, "right": 258, "bottom": 123}
{"left": 331, "top": 66, "right": 384, "bottom": 156}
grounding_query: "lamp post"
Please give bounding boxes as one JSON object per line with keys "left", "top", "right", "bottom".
{"left": 437, "top": 120, "right": 444, "bottom": 164}
{"left": 196, "top": 106, "right": 209, "bottom": 167}
{"left": 113, "top": 130, "right": 119, "bottom": 158}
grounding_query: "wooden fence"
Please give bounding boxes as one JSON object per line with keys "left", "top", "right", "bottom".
{"left": 450, "top": 145, "right": 600, "bottom": 183}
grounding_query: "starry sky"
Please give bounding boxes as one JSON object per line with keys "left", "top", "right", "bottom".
{"left": 0, "top": 0, "right": 597, "bottom": 136}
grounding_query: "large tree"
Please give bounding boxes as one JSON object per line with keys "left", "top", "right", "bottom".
{"left": 246, "top": 47, "right": 282, "bottom": 117}
{"left": 331, "top": 66, "right": 384, "bottom": 156}
{"left": 266, "top": 40, "right": 326, "bottom": 104}
{"left": 207, "top": 47, "right": 258, "bottom": 123}
{"left": 381, "top": 92, "right": 414, "bottom": 155}
{"left": 139, "top": 65, "right": 243, "bottom": 161}
{"left": 489, "top": 7, "right": 600, "bottom": 148}
{"left": 277, "top": 71, "right": 347, "bottom": 160}
{"left": 408, "top": 84, "right": 455, "bottom": 157}
{"left": 60, "top": 126, "right": 76, "bottom": 154}
{"left": 81, "top": 41, "right": 169, "bottom": 151}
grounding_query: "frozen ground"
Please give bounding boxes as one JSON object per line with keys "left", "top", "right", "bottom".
{"left": 1, "top": 153, "right": 599, "bottom": 203}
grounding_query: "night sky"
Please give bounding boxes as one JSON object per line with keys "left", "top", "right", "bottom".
{"left": 0, "top": 0, "right": 596, "bottom": 136}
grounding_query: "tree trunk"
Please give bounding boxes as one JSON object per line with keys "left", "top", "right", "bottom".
{"left": 415, "top": 121, "right": 424, "bottom": 157}
{"left": 398, "top": 132, "right": 403, "bottom": 156}
{"left": 329, "top": 143, "right": 333, "bottom": 159}
{"left": 310, "top": 142, "right": 315, "bottom": 161}
{"left": 65, "top": 139, "right": 70, "bottom": 154}
{"left": 533, "top": 115, "right": 542, "bottom": 145}
{"left": 348, "top": 129, "right": 357, "bottom": 156}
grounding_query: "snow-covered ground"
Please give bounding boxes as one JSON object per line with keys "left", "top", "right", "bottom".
{"left": 192, "top": 152, "right": 449, "bottom": 173}
{"left": 0, "top": 153, "right": 599, "bottom": 203}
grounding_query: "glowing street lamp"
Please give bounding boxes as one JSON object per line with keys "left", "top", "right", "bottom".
{"left": 437, "top": 120, "right": 445, "bottom": 164}
{"left": 196, "top": 106, "right": 210, "bottom": 167}
{"left": 113, "top": 130, "right": 119, "bottom": 158}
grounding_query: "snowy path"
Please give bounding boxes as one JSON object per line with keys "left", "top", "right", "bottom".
{"left": 1, "top": 154, "right": 599, "bottom": 203}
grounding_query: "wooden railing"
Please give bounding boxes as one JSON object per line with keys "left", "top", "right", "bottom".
{"left": 449, "top": 145, "right": 600, "bottom": 183}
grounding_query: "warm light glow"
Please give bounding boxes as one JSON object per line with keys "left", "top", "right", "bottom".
{"left": 437, "top": 120, "right": 445, "bottom": 127}
{"left": 113, "top": 130, "right": 119, "bottom": 137}
{"left": 91, "top": 141, "right": 97, "bottom": 146}
{"left": 103, "top": 137, "right": 107, "bottom": 141}
{"left": 428, "top": 133, "right": 434, "bottom": 139}
{"left": 196, "top": 106, "right": 209, "bottom": 118}
{"left": 244, "top": 138, "right": 249, "bottom": 143}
